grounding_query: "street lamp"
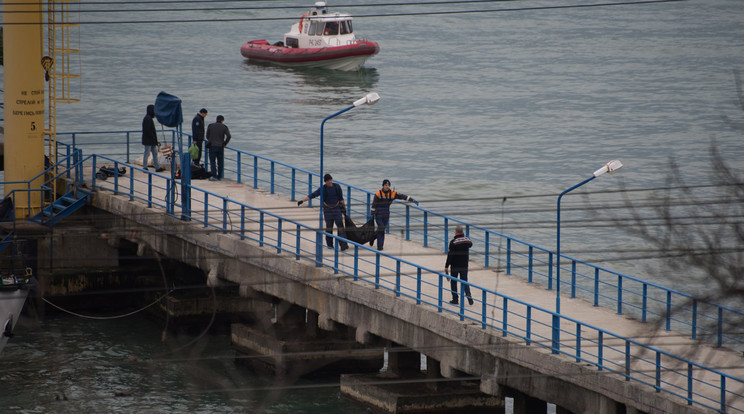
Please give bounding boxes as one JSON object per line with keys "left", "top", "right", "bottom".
{"left": 316, "top": 92, "right": 380, "bottom": 265}
{"left": 552, "top": 160, "right": 623, "bottom": 353}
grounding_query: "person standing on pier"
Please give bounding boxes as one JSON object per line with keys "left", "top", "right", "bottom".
{"left": 297, "top": 174, "right": 349, "bottom": 251}
{"left": 142, "top": 104, "right": 165, "bottom": 172}
{"left": 206, "top": 115, "right": 231, "bottom": 181}
{"left": 445, "top": 224, "right": 473, "bottom": 305}
{"left": 370, "top": 179, "right": 418, "bottom": 251}
{"left": 191, "top": 108, "right": 208, "bottom": 164}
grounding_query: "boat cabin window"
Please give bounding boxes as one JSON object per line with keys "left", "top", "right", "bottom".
{"left": 309, "top": 21, "right": 322, "bottom": 36}
{"left": 340, "top": 20, "right": 352, "bottom": 35}
{"left": 323, "top": 21, "right": 339, "bottom": 36}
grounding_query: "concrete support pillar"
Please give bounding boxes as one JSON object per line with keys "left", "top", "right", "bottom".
{"left": 425, "top": 356, "right": 440, "bottom": 391}
{"left": 306, "top": 309, "right": 318, "bottom": 338}
{"left": 386, "top": 342, "right": 420, "bottom": 376}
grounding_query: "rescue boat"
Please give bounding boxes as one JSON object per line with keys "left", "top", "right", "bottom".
{"left": 240, "top": 2, "right": 379, "bottom": 71}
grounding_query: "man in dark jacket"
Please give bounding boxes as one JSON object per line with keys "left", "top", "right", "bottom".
{"left": 191, "top": 108, "right": 208, "bottom": 164}
{"left": 142, "top": 104, "right": 165, "bottom": 172}
{"left": 297, "top": 174, "right": 348, "bottom": 251}
{"left": 445, "top": 225, "right": 473, "bottom": 305}
{"left": 205, "top": 115, "right": 231, "bottom": 180}
{"left": 370, "top": 179, "right": 417, "bottom": 251}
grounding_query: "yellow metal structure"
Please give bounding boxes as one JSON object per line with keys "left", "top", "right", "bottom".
{"left": 45, "top": 0, "right": 81, "bottom": 169}
{"left": 2, "top": 0, "right": 46, "bottom": 217}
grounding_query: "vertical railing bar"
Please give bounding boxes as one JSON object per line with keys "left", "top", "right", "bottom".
{"left": 484, "top": 232, "right": 490, "bottom": 268}
{"left": 526, "top": 306, "right": 532, "bottom": 346}
{"left": 687, "top": 363, "right": 693, "bottom": 405}
{"left": 270, "top": 161, "right": 275, "bottom": 194}
{"left": 666, "top": 291, "right": 672, "bottom": 331}
{"left": 423, "top": 211, "right": 428, "bottom": 247}
{"left": 240, "top": 205, "right": 246, "bottom": 240}
{"left": 506, "top": 238, "right": 511, "bottom": 275}
{"left": 655, "top": 352, "right": 661, "bottom": 392}
{"left": 276, "top": 219, "right": 282, "bottom": 253}
{"left": 259, "top": 211, "right": 264, "bottom": 246}
{"left": 416, "top": 268, "right": 422, "bottom": 304}
{"left": 571, "top": 260, "right": 576, "bottom": 298}
{"left": 548, "top": 252, "right": 553, "bottom": 290}
{"left": 625, "top": 340, "right": 631, "bottom": 380}
{"left": 594, "top": 268, "right": 600, "bottom": 307}
{"left": 598, "top": 331, "right": 604, "bottom": 371}
{"left": 617, "top": 275, "right": 623, "bottom": 315}
{"left": 481, "top": 290, "right": 487, "bottom": 329}
{"left": 501, "top": 297, "right": 507, "bottom": 336}
{"left": 575, "top": 323, "right": 581, "bottom": 362}
{"left": 375, "top": 253, "right": 380, "bottom": 288}
{"left": 395, "top": 261, "right": 401, "bottom": 297}
{"left": 528, "top": 246, "right": 533, "bottom": 283}
{"left": 295, "top": 224, "right": 301, "bottom": 260}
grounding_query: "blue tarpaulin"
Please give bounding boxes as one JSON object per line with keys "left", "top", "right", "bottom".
{"left": 154, "top": 91, "right": 183, "bottom": 127}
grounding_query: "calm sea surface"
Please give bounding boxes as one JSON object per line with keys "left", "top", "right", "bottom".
{"left": 2, "top": 0, "right": 744, "bottom": 411}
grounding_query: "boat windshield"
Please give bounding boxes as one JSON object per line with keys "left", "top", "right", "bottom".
{"left": 323, "top": 21, "right": 339, "bottom": 36}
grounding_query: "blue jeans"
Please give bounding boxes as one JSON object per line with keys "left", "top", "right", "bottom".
{"left": 323, "top": 207, "right": 348, "bottom": 249}
{"left": 374, "top": 211, "right": 389, "bottom": 249}
{"left": 450, "top": 268, "right": 471, "bottom": 300}
{"left": 143, "top": 145, "right": 160, "bottom": 169}
{"left": 208, "top": 146, "right": 224, "bottom": 179}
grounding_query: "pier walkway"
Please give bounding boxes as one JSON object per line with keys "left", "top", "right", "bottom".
{"left": 12, "top": 134, "right": 744, "bottom": 414}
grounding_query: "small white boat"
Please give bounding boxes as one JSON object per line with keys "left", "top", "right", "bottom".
{"left": 241, "top": 2, "right": 379, "bottom": 71}
{"left": 1, "top": 268, "right": 32, "bottom": 355}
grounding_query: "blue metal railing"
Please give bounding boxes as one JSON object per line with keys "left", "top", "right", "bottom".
{"left": 41, "top": 132, "right": 744, "bottom": 412}
{"left": 54, "top": 130, "right": 744, "bottom": 353}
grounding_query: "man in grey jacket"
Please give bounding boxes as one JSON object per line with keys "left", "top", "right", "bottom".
{"left": 206, "top": 115, "right": 231, "bottom": 181}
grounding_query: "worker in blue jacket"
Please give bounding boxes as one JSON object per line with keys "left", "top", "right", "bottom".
{"left": 370, "top": 179, "right": 418, "bottom": 251}
{"left": 298, "top": 174, "right": 349, "bottom": 251}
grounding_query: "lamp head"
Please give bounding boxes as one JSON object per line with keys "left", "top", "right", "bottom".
{"left": 353, "top": 92, "right": 381, "bottom": 107}
{"left": 593, "top": 160, "right": 623, "bottom": 177}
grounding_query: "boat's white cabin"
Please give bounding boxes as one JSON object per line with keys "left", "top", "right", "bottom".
{"left": 284, "top": 2, "right": 358, "bottom": 48}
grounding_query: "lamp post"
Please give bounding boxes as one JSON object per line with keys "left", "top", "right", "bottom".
{"left": 316, "top": 92, "right": 381, "bottom": 265}
{"left": 552, "top": 159, "right": 623, "bottom": 353}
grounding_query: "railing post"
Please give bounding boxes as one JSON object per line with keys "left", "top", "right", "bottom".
{"left": 276, "top": 219, "right": 282, "bottom": 253}
{"left": 655, "top": 351, "right": 661, "bottom": 392}
{"left": 552, "top": 314, "right": 560, "bottom": 355}
{"left": 506, "top": 238, "right": 511, "bottom": 275}
{"left": 528, "top": 246, "right": 533, "bottom": 283}
{"left": 481, "top": 290, "right": 486, "bottom": 329}
{"left": 423, "top": 211, "right": 428, "bottom": 247}
{"left": 598, "top": 331, "right": 604, "bottom": 371}
{"left": 484, "top": 232, "right": 490, "bottom": 268}
{"left": 687, "top": 363, "right": 693, "bottom": 405}
{"left": 291, "top": 169, "right": 296, "bottom": 201}
{"left": 405, "top": 205, "right": 410, "bottom": 241}
{"left": 354, "top": 246, "right": 359, "bottom": 280}
{"left": 270, "top": 161, "right": 275, "bottom": 194}
{"left": 437, "top": 273, "right": 443, "bottom": 312}
{"left": 240, "top": 206, "right": 246, "bottom": 240}
{"left": 259, "top": 211, "right": 265, "bottom": 246}
{"left": 594, "top": 268, "right": 600, "bottom": 307}
{"left": 575, "top": 323, "right": 581, "bottom": 362}
{"left": 222, "top": 199, "right": 228, "bottom": 233}
{"left": 502, "top": 297, "right": 507, "bottom": 336}
{"left": 295, "top": 224, "right": 301, "bottom": 260}
{"left": 444, "top": 218, "right": 449, "bottom": 253}
{"left": 526, "top": 306, "right": 532, "bottom": 346}
{"left": 253, "top": 155, "right": 258, "bottom": 188}
{"left": 642, "top": 283, "right": 648, "bottom": 321}
{"left": 625, "top": 340, "right": 631, "bottom": 380}
{"left": 548, "top": 252, "right": 553, "bottom": 290}
{"left": 416, "top": 268, "right": 422, "bottom": 304}
{"left": 375, "top": 252, "right": 380, "bottom": 288}
{"left": 571, "top": 260, "right": 577, "bottom": 298}
{"left": 666, "top": 291, "right": 672, "bottom": 331}
{"left": 203, "top": 193, "right": 208, "bottom": 227}
{"left": 617, "top": 274, "right": 623, "bottom": 315}
{"left": 237, "top": 152, "right": 242, "bottom": 184}
{"left": 395, "top": 261, "right": 401, "bottom": 297}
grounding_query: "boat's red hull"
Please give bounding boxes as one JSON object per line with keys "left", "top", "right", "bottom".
{"left": 241, "top": 40, "right": 379, "bottom": 71}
